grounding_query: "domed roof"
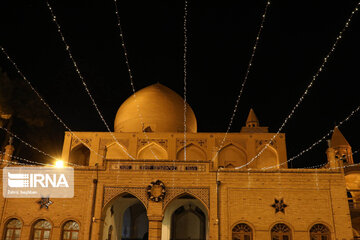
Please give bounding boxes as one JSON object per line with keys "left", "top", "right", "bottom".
{"left": 114, "top": 83, "right": 197, "bottom": 133}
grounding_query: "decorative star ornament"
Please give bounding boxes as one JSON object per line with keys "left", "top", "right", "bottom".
{"left": 37, "top": 197, "right": 53, "bottom": 209}
{"left": 271, "top": 198, "right": 287, "bottom": 213}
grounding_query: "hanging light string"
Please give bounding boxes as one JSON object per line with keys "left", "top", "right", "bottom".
{"left": 113, "top": 0, "right": 159, "bottom": 160}
{"left": 46, "top": 1, "right": 136, "bottom": 160}
{"left": 0, "top": 125, "right": 57, "bottom": 160}
{"left": 213, "top": 0, "right": 271, "bottom": 161}
{"left": 0, "top": 149, "right": 56, "bottom": 167}
{"left": 261, "top": 104, "right": 360, "bottom": 170}
{"left": 235, "top": 2, "right": 360, "bottom": 169}
{"left": 183, "top": 0, "right": 188, "bottom": 161}
{"left": 0, "top": 46, "right": 105, "bottom": 162}
{"left": 0, "top": 125, "right": 82, "bottom": 167}
{"left": 304, "top": 147, "right": 359, "bottom": 169}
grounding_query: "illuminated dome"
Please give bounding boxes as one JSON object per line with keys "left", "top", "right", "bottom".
{"left": 114, "top": 83, "right": 197, "bottom": 133}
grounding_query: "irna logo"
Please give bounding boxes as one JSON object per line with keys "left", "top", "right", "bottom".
{"left": 8, "top": 172, "right": 69, "bottom": 188}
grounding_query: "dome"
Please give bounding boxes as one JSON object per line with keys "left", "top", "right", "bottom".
{"left": 114, "top": 83, "right": 197, "bottom": 133}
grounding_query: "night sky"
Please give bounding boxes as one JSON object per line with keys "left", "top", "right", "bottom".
{"left": 0, "top": 0, "right": 359, "bottom": 168}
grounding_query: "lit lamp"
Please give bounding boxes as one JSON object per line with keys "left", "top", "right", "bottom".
{"left": 55, "top": 160, "right": 65, "bottom": 168}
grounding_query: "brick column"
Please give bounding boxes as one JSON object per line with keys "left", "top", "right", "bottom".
{"left": 147, "top": 200, "right": 163, "bottom": 240}
{"left": 148, "top": 216, "right": 162, "bottom": 240}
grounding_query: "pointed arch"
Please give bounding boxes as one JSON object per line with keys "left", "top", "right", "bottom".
{"left": 105, "top": 142, "right": 130, "bottom": 159}
{"left": 176, "top": 143, "right": 206, "bottom": 161}
{"left": 218, "top": 143, "right": 247, "bottom": 168}
{"left": 101, "top": 193, "right": 148, "bottom": 240}
{"left": 137, "top": 142, "right": 168, "bottom": 160}
{"left": 256, "top": 145, "right": 279, "bottom": 169}
{"left": 69, "top": 143, "right": 90, "bottom": 166}
{"left": 162, "top": 193, "right": 209, "bottom": 240}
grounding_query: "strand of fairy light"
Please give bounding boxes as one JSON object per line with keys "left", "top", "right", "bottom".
{"left": 212, "top": 0, "right": 271, "bottom": 161}
{"left": 304, "top": 149, "right": 360, "bottom": 169}
{"left": 261, "top": 104, "right": 360, "bottom": 170}
{"left": 113, "top": 0, "right": 159, "bottom": 161}
{"left": 0, "top": 125, "right": 82, "bottom": 167}
{"left": 0, "top": 46, "right": 105, "bottom": 162}
{"left": 0, "top": 126, "right": 57, "bottom": 160}
{"left": 46, "top": 1, "right": 136, "bottom": 160}
{"left": 235, "top": 1, "right": 360, "bottom": 170}
{"left": 183, "top": 0, "right": 188, "bottom": 161}
{"left": 0, "top": 150, "right": 57, "bottom": 167}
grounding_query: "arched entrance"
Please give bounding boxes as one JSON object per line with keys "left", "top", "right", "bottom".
{"left": 102, "top": 193, "right": 149, "bottom": 240}
{"left": 162, "top": 194, "right": 208, "bottom": 240}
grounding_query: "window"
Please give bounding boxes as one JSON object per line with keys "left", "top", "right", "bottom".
{"left": 232, "top": 223, "right": 252, "bottom": 240}
{"left": 32, "top": 220, "right": 52, "bottom": 240}
{"left": 271, "top": 223, "right": 291, "bottom": 240}
{"left": 310, "top": 224, "right": 330, "bottom": 240}
{"left": 62, "top": 221, "right": 79, "bottom": 240}
{"left": 4, "top": 218, "right": 22, "bottom": 240}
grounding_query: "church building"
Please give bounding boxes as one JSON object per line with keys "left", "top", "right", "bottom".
{"left": 0, "top": 83, "right": 359, "bottom": 240}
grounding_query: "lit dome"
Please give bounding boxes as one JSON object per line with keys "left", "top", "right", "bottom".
{"left": 114, "top": 83, "right": 197, "bottom": 133}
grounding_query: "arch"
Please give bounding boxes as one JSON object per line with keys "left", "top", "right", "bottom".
{"left": 163, "top": 192, "right": 210, "bottom": 214}
{"left": 61, "top": 220, "right": 80, "bottom": 240}
{"left": 137, "top": 142, "right": 168, "bottom": 160}
{"left": 306, "top": 221, "right": 333, "bottom": 233}
{"left": 309, "top": 223, "right": 331, "bottom": 240}
{"left": 270, "top": 222, "right": 292, "bottom": 240}
{"left": 2, "top": 218, "right": 22, "bottom": 240}
{"left": 218, "top": 143, "right": 247, "bottom": 168}
{"left": 105, "top": 142, "right": 130, "bottom": 159}
{"left": 100, "top": 193, "right": 148, "bottom": 240}
{"left": 256, "top": 145, "right": 279, "bottom": 169}
{"left": 69, "top": 143, "right": 90, "bottom": 166}
{"left": 231, "top": 222, "right": 253, "bottom": 240}
{"left": 176, "top": 143, "right": 206, "bottom": 161}
{"left": 162, "top": 193, "right": 209, "bottom": 240}
{"left": 30, "top": 219, "right": 52, "bottom": 240}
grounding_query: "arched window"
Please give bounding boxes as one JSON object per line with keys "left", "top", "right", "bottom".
{"left": 32, "top": 219, "right": 52, "bottom": 240}
{"left": 3, "top": 218, "right": 22, "bottom": 240}
{"left": 271, "top": 223, "right": 291, "bottom": 240}
{"left": 310, "top": 224, "right": 331, "bottom": 240}
{"left": 62, "top": 221, "right": 79, "bottom": 240}
{"left": 69, "top": 144, "right": 90, "bottom": 166}
{"left": 232, "top": 223, "right": 252, "bottom": 240}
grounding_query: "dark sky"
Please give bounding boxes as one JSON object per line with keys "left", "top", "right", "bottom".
{"left": 0, "top": 0, "right": 359, "bottom": 168}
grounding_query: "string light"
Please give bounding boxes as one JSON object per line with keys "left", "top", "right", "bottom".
{"left": 0, "top": 125, "right": 57, "bottom": 160}
{"left": 183, "top": 0, "right": 188, "bottom": 160}
{"left": 113, "top": 0, "right": 159, "bottom": 160}
{"left": 235, "top": 1, "right": 360, "bottom": 170}
{"left": 213, "top": 0, "right": 271, "bottom": 161}
{"left": 0, "top": 125, "right": 81, "bottom": 167}
{"left": 0, "top": 46, "right": 105, "bottom": 161}
{"left": 46, "top": 1, "right": 136, "bottom": 160}
{"left": 0, "top": 150, "right": 56, "bottom": 167}
{"left": 261, "top": 104, "right": 360, "bottom": 170}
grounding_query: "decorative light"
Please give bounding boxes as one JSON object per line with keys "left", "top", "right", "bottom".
{"left": 0, "top": 46, "right": 104, "bottom": 160}
{"left": 183, "top": 0, "right": 188, "bottom": 160}
{"left": 236, "top": 1, "right": 360, "bottom": 170}
{"left": 113, "top": 0, "right": 160, "bottom": 160}
{"left": 262, "top": 104, "right": 360, "bottom": 170}
{"left": 213, "top": 0, "right": 271, "bottom": 160}
{"left": 46, "top": 1, "right": 136, "bottom": 160}
{"left": 55, "top": 160, "right": 65, "bottom": 168}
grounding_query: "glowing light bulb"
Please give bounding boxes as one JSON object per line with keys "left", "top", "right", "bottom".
{"left": 55, "top": 160, "right": 65, "bottom": 168}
